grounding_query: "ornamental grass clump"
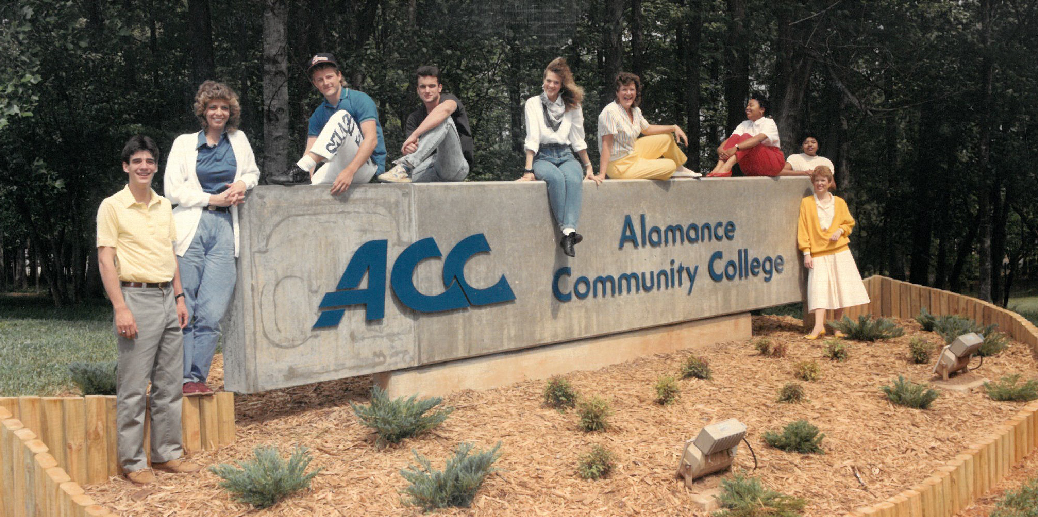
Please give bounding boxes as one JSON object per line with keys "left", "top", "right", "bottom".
{"left": 577, "top": 444, "right": 616, "bottom": 480}
{"left": 543, "top": 375, "right": 579, "bottom": 410}
{"left": 908, "top": 338, "right": 934, "bottom": 364}
{"left": 400, "top": 442, "right": 501, "bottom": 511}
{"left": 823, "top": 339, "right": 849, "bottom": 362}
{"left": 68, "top": 361, "right": 117, "bottom": 395}
{"left": 681, "top": 355, "right": 712, "bottom": 380}
{"left": 831, "top": 315, "right": 904, "bottom": 342}
{"left": 990, "top": 476, "right": 1038, "bottom": 517}
{"left": 978, "top": 332, "right": 1009, "bottom": 357}
{"left": 915, "top": 307, "right": 938, "bottom": 332}
{"left": 654, "top": 375, "right": 680, "bottom": 405}
{"left": 793, "top": 361, "right": 820, "bottom": 382}
{"left": 209, "top": 445, "right": 321, "bottom": 509}
{"left": 985, "top": 375, "right": 1038, "bottom": 402}
{"left": 932, "top": 315, "right": 994, "bottom": 345}
{"left": 713, "top": 473, "right": 806, "bottom": 517}
{"left": 351, "top": 386, "right": 453, "bottom": 448}
{"left": 577, "top": 396, "right": 613, "bottom": 432}
{"left": 777, "top": 382, "right": 806, "bottom": 403}
{"left": 882, "top": 375, "right": 939, "bottom": 409}
{"left": 763, "top": 420, "right": 824, "bottom": 454}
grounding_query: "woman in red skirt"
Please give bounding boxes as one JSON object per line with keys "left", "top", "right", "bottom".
{"left": 706, "top": 94, "right": 785, "bottom": 177}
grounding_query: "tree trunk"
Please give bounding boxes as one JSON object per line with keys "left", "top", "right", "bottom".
{"left": 631, "top": 0, "right": 644, "bottom": 79}
{"left": 188, "top": 0, "right": 216, "bottom": 87}
{"left": 908, "top": 108, "right": 937, "bottom": 286}
{"left": 602, "top": 0, "right": 624, "bottom": 109}
{"left": 950, "top": 215, "right": 979, "bottom": 293}
{"left": 771, "top": 6, "right": 814, "bottom": 157}
{"left": 683, "top": 0, "right": 703, "bottom": 170}
{"left": 976, "top": 0, "right": 994, "bottom": 302}
{"left": 506, "top": 36, "right": 524, "bottom": 154}
{"left": 723, "top": 0, "right": 749, "bottom": 132}
{"left": 263, "top": 0, "right": 290, "bottom": 180}
{"left": 989, "top": 180, "right": 1008, "bottom": 304}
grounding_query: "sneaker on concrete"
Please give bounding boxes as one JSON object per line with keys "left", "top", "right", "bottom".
{"left": 377, "top": 165, "right": 411, "bottom": 183}
{"left": 268, "top": 165, "right": 310, "bottom": 185}
{"left": 153, "top": 458, "right": 202, "bottom": 474}
{"left": 125, "top": 468, "right": 155, "bottom": 485}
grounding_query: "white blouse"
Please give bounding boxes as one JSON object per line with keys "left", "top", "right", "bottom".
{"left": 731, "top": 117, "right": 781, "bottom": 148}
{"left": 597, "top": 101, "right": 649, "bottom": 162}
{"left": 814, "top": 193, "right": 835, "bottom": 230}
{"left": 523, "top": 96, "right": 588, "bottom": 154}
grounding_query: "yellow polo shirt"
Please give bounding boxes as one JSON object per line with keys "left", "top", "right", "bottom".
{"left": 96, "top": 186, "right": 177, "bottom": 283}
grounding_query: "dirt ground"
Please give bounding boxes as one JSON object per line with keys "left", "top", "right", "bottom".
{"left": 87, "top": 315, "right": 1038, "bottom": 516}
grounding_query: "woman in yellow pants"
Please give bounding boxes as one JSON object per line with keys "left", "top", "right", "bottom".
{"left": 596, "top": 72, "right": 696, "bottom": 180}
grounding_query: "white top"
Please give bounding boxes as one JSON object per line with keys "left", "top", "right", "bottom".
{"left": 164, "top": 130, "right": 260, "bottom": 257}
{"left": 598, "top": 101, "right": 649, "bottom": 162}
{"left": 730, "top": 117, "right": 780, "bottom": 148}
{"left": 814, "top": 193, "right": 836, "bottom": 230}
{"left": 523, "top": 96, "right": 588, "bottom": 154}
{"left": 787, "top": 153, "right": 834, "bottom": 173}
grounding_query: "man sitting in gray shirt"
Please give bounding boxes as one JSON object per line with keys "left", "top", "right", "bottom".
{"left": 378, "top": 66, "right": 473, "bottom": 183}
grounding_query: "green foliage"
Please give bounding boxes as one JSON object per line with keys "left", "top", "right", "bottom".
{"left": 831, "top": 315, "right": 904, "bottom": 342}
{"left": 882, "top": 376, "right": 939, "bottom": 409}
{"left": 793, "top": 361, "right": 820, "bottom": 382}
{"left": 978, "top": 332, "right": 1009, "bottom": 357}
{"left": 350, "top": 387, "right": 453, "bottom": 448}
{"left": 68, "top": 361, "right": 117, "bottom": 395}
{"left": 577, "top": 444, "right": 615, "bottom": 480}
{"left": 823, "top": 339, "right": 849, "bottom": 362}
{"left": 777, "top": 383, "right": 806, "bottom": 403}
{"left": 681, "top": 355, "right": 712, "bottom": 380}
{"left": 990, "top": 476, "right": 1038, "bottom": 517}
{"left": 577, "top": 396, "right": 613, "bottom": 432}
{"left": 763, "top": 420, "right": 825, "bottom": 454}
{"left": 654, "top": 375, "right": 679, "bottom": 405}
{"left": 209, "top": 445, "right": 321, "bottom": 509}
{"left": 400, "top": 442, "right": 501, "bottom": 511}
{"left": 916, "top": 307, "right": 938, "bottom": 331}
{"left": 908, "top": 338, "right": 935, "bottom": 364}
{"left": 931, "top": 315, "right": 995, "bottom": 345}
{"left": 754, "top": 338, "right": 786, "bottom": 358}
{"left": 985, "top": 375, "right": 1038, "bottom": 402}
{"left": 543, "top": 375, "right": 578, "bottom": 410}
{"left": 712, "top": 473, "right": 806, "bottom": 517}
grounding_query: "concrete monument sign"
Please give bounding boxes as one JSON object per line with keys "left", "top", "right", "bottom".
{"left": 224, "top": 178, "right": 811, "bottom": 393}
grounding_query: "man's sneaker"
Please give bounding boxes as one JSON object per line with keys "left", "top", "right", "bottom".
{"left": 183, "top": 382, "right": 206, "bottom": 396}
{"left": 195, "top": 382, "right": 214, "bottom": 395}
{"left": 153, "top": 458, "right": 202, "bottom": 474}
{"left": 268, "top": 165, "right": 310, "bottom": 185}
{"left": 125, "top": 468, "right": 155, "bottom": 485}
{"left": 378, "top": 165, "right": 411, "bottom": 183}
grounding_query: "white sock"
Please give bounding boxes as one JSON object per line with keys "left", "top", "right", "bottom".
{"left": 562, "top": 228, "right": 574, "bottom": 235}
{"left": 296, "top": 155, "right": 318, "bottom": 171}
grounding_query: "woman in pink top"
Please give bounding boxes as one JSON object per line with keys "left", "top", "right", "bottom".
{"left": 706, "top": 94, "right": 785, "bottom": 177}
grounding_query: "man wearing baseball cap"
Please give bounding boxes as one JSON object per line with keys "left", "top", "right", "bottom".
{"left": 270, "top": 53, "right": 387, "bottom": 194}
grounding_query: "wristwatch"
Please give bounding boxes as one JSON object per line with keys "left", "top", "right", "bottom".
{"left": 175, "top": 293, "right": 185, "bottom": 301}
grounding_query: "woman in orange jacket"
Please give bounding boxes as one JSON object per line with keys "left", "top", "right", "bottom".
{"left": 797, "top": 166, "right": 870, "bottom": 339}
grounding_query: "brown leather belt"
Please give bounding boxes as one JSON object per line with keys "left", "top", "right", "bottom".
{"left": 120, "top": 281, "right": 171, "bottom": 288}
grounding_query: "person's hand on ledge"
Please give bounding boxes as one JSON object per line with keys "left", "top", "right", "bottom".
{"left": 516, "top": 172, "right": 536, "bottom": 182}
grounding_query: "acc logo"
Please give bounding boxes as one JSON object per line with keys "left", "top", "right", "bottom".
{"left": 313, "top": 233, "right": 515, "bottom": 329}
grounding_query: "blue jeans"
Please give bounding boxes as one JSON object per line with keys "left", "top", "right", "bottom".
{"left": 533, "top": 145, "right": 583, "bottom": 232}
{"left": 178, "top": 210, "right": 236, "bottom": 384}
{"left": 398, "top": 117, "right": 469, "bottom": 182}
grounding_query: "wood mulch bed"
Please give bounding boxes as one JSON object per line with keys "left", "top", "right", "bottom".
{"left": 87, "top": 315, "right": 1038, "bottom": 516}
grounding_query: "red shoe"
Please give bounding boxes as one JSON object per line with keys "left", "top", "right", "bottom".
{"left": 196, "top": 382, "right": 214, "bottom": 395}
{"left": 182, "top": 382, "right": 204, "bottom": 396}
{"left": 705, "top": 170, "right": 732, "bottom": 177}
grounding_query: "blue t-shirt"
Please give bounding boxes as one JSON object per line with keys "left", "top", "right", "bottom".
{"left": 307, "top": 89, "right": 387, "bottom": 174}
{"left": 196, "top": 132, "right": 237, "bottom": 194}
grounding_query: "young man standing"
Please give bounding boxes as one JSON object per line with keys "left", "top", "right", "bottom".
{"left": 272, "top": 53, "right": 387, "bottom": 194}
{"left": 781, "top": 135, "right": 835, "bottom": 176}
{"left": 97, "top": 135, "right": 201, "bottom": 485}
{"left": 378, "top": 65, "right": 472, "bottom": 183}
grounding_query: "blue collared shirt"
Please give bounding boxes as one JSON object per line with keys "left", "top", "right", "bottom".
{"left": 196, "top": 131, "right": 237, "bottom": 194}
{"left": 307, "top": 89, "right": 387, "bottom": 173}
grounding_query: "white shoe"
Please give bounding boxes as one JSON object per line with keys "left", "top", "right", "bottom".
{"left": 671, "top": 167, "right": 702, "bottom": 178}
{"left": 378, "top": 165, "right": 411, "bottom": 183}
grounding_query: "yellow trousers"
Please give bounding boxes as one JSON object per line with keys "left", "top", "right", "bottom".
{"left": 606, "top": 134, "right": 688, "bottom": 180}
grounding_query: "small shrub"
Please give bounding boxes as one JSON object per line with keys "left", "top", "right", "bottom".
{"left": 681, "top": 355, "right": 712, "bottom": 380}
{"left": 763, "top": 420, "right": 825, "bottom": 454}
{"left": 978, "top": 332, "right": 1009, "bottom": 357}
{"left": 908, "top": 338, "right": 934, "bottom": 364}
{"left": 543, "top": 375, "right": 579, "bottom": 410}
{"left": 823, "top": 339, "right": 849, "bottom": 362}
{"left": 793, "top": 361, "right": 820, "bottom": 382}
{"left": 753, "top": 338, "right": 772, "bottom": 355}
{"left": 771, "top": 341, "right": 788, "bottom": 358}
{"left": 932, "top": 315, "right": 995, "bottom": 345}
{"left": 209, "top": 445, "right": 321, "bottom": 509}
{"left": 713, "top": 473, "right": 807, "bottom": 517}
{"left": 916, "top": 307, "right": 938, "bottom": 332}
{"left": 777, "top": 382, "right": 806, "bottom": 403}
{"left": 577, "top": 444, "right": 615, "bottom": 480}
{"left": 882, "top": 375, "right": 939, "bottom": 409}
{"left": 654, "top": 376, "right": 680, "bottom": 405}
{"left": 991, "top": 476, "right": 1038, "bottom": 517}
{"left": 985, "top": 375, "right": 1038, "bottom": 402}
{"left": 831, "top": 315, "right": 904, "bottom": 341}
{"left": 577, "top": 396, "right": 613, "bottom": 432}
{"left": 350, "top": 386, "right": 453, "bottom": 448}
{"left": 400, "top": 442, "right": 501, "bottom": 510}
{"left": 68, "top": 361, "right": 118, "bottom": 395}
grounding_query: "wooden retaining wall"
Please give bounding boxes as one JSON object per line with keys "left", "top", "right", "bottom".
{"left": 839, "top": 275, "right": 1038, "bottom": 516}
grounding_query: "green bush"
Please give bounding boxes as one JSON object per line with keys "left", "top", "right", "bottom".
{"left": 978, "top": 332, "right": 1009, "bottom": 357}
{"left": 681, "top": 355, "right": 712, "bottom": 380}
{"left": 753, "top": 338, "right": 772, "bottom": 355}
{"left": 777, "top": 382, "right": 806, "bottom": 403}
{"left": 823, "top": 339, "right": 848, "bottom": 362}
{"left": 915, "top": 307, "right": 938, "bottom": 332}
{"left": 985, "top": 375, "right": 1038, "bottom": 402}
{"left": 209, "top": 445, "right": 321, "bottom": 509}
{"left": 543, "top": 375, "right": 579, "bottom": 410}
{"left": 577, "top": 444, "right": 615, "bottom": 480}
{"left": 793, "top": 361, "right": 820, "bottom": 382}
{"left": 908, "top": 338, "right": 934, "bottom": 364}
{"left": 763, "top": 420, "right": 825, "bottom": 454}
{"left": 577, "top": 396, "right": 613, "bottom": 432}
{"left": 713, "top": 473, "right": 806, "bottom": 517}
{"left": 654, "top": 375, "right": 680, "bottom": 405}
{"left": 350, "top": 386, "right": 453, "bottom": 448}
{"left": 400, "top": 442, "right": 501, "bottom": 511}
{"left": 68, "top": 361, "right": 117, "bottom": 395}
{"left": 882, "top": 375, "right": 939, "bottom": 409}
{"left": 932, "top": 315, "right": 995, "bottom": 345}
{"left": 831, "top": 315, "right": 904, "bottom": 341}
{"left": 991, "top": 476, "right": 1038, "bottom": 517}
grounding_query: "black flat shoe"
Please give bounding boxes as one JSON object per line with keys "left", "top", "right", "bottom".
{"left": 571, "top": 233, "right": 583, "bottom": 245}
{"left": 267, "top": 165, "right": 310, "bottom": 186}
{"left": 560, "top": 234, "right": 575, "bottom": 257}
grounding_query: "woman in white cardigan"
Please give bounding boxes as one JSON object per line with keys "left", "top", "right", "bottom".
{"left": 517, "top": 57, "right": 599, "bottom": 257}
{"left": 164, "top": 81, "right": 259, "bottom": 395}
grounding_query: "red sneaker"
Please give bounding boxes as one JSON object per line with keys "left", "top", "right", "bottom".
{"left": 196, "top": 382, "right": 214, "bottom": 395}
{"left": 182, "top": 382, "right": 204, "bottom": 396}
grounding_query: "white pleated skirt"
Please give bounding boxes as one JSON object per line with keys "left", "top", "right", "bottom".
{"left": 807, "top": 249, "right": 870, "bottom": 311}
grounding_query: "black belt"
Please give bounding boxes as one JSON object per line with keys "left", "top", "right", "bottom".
{"left": 205, "top": 205, "right": 231, "bottom": 213}
{"left": 121, "top": 281, "right": 171, "bottom": 288}
{"left": 540, "top": 143, "right": 572, "bottom": 150}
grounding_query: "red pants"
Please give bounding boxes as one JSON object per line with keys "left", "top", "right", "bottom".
{"left": 723, "top": 134, "right": 785, "bottom": 176}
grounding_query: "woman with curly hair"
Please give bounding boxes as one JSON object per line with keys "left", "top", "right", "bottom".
{"left": 164, "top": 81, "right": 260, "bottom": 394}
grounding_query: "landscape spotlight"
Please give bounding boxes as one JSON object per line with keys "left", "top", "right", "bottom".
{"left": 676, "top": 418, "right": 747, "bottom": 488}
{"left": 933, "top": 332, "right": 983, "bottom": 381}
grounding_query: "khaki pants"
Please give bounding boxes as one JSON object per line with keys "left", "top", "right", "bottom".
{"left": 606, "top": 134, "right": 688, "bottom": 180}
{"left": 116, "top": 286, "right": 184, "bottom": 472}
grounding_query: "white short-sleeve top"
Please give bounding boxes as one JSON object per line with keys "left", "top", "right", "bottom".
{"left": 786, "top": 153, "right": 834, "bottom": 173}
{"left": 523, "top": 96, "right": 588, "bottom": 154}
{"left": 731, "top": 117, "right": 781, "bottom": 148}
{"left": 598, "top": 101, "right": 649, "bottom": 162}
